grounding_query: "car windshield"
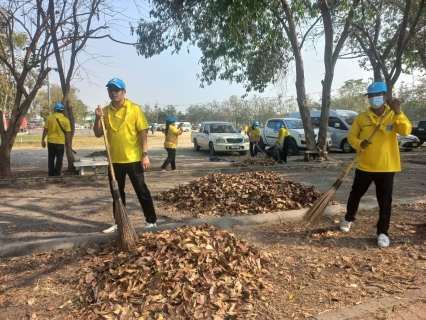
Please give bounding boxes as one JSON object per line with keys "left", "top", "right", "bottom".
{"left": 210, "top": 124, "right": 238, "bottom": 133}
{"left": 336, "top": 111, "right": 358, "bottom": 125}
{"left": 284, "top": 119, "right": 304, "bottom": 129}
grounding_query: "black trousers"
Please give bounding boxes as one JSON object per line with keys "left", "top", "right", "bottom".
{"left": 161, "top": 148, "right": 176, "bottom": 170}
{"left": 345, "top": 169, "right": 395, "bottom": 236}
{"left": 281, "top": 136, "right": 291, "bottom": 163}
{"left": 47, "top": 142, "right": 65, "bottom": 176}
{"left": 249, "top": 141, "right": 258, "bottom": 157}
{"left": 108, "top": 162, "right": 157, "bottom": 223}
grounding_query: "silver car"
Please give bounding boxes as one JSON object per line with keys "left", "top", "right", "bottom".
{"left": 397, "top": 134, "right": 421, "bottom": 151}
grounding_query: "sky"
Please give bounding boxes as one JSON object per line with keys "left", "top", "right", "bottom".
{"left": 45, "top": 0, "right": 413, "bottom": 113}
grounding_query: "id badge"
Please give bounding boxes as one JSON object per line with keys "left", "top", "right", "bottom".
{"left": 386, "top": 124, "right": 393, "bottom": 132}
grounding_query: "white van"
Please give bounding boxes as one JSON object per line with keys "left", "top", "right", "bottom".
{"left": 175, "top": 121, "right": 192, "bottom": 132}
{"left": 289, "top": 110, "right": 358, "bottom": 153}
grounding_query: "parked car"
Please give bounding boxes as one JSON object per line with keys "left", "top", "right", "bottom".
{"left": 191, "top": 121, "right": 249, "bottom": 156}
{"left": 192, "top": 124, "right": 200, "bottom": 130}
{"left": 259, "top": 118, "right": 332, "bottom": 155}
{"left": 290, "top": 110, "right": 358, "bottom": 153}
{"left": 410, "top": 120, "right": 426, "bottom": 145}
{"left": 397, "top": 134, "right": 421, "bottom": 151}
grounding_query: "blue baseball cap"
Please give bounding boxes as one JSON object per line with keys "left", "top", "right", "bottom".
{"left": 364, "top": 82, "right": 387, "bottom": 96}
{"left": 54, "top": 103, "right": 64, "bottom": 110}
{"left": 167, "top": 116, "right": 177, "bottom": 122}
{"left": 106, "top": 78, "right": 126, "bottom": 89}
{"left": 274, "top": 123, "right": 282, "bottom": 132}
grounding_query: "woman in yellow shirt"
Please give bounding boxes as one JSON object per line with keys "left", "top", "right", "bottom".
{"left": 161, "top": 117, "right": 183, "bottom": 171}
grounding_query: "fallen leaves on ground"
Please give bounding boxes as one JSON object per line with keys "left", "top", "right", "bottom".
{"left": 231, "top": 156, "right": 277, "bottom": 167}
{"left": 158, "top": 171, "right": 321, "bottom": 217}
{"left": 1, "top": 204, "right": 425, "bottom": 319}
{"left": 79, "top": 224, "right": 271, "bottom": 319}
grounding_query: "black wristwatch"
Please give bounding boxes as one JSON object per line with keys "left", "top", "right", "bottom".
{"left": 142, "top": 152, "right": 148, "bottom": 157}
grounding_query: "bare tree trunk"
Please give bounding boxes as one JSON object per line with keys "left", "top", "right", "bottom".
{"left": 278, "top": 0, "right": 316, "bottom": 151}
{"left": 62, "top": 98, "right": 76, "bottom": 173}
{"left": 0, "top": 92, "right": 41, "bottom": 177}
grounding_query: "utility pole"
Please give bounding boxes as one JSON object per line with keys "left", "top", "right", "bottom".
{"left": 47, "top": 59, "right": 51, "bottom": 115}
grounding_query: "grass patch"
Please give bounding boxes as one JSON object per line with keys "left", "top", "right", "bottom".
{"left": 12, "top": 132, "right": 176, "bottom": 149}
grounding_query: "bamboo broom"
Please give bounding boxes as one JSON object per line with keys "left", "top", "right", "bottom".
{"left": 302, "top": 108, "right": 393, "bottom": 225}
{"left": 100, "top": 115, "right": 138, "bottom": 250}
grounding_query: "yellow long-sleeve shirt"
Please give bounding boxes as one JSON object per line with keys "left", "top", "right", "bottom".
{"left": 164, "top": 124, "right": 182, "bottom": 149}
{"left": 247, "top": 126, "right": 261, "bottom": 142}
{"left": 348, "top": 104, "right": 411, "bottom": 172}
{"left": 277, "top": 127, "right": 290, "bottom": 144}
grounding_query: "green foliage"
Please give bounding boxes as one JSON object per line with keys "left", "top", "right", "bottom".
{"left": 141, "top": 94, "right": 299, "bottom": 127}
{"left": 34, "top": 84, "right": 88, "bottom": 122}
{"left": 330, "top": 79, "right": 369, "bottom": 112}
{"left": 136, "top": 0, "right": 291, "bottom": 93}
{"left": 344, "top": 0, "right": 426, "bottom": 80}
{"left": 396, "top": 78, "right": 426, "bottom": 121}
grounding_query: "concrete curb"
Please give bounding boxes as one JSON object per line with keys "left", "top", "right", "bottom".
{"left": 2, "top": 197, "right": 425, "bottom": 259}
{"left": 0, "top": 161, "right": 342, "bottom": 185}
{"left": 0, "top": 204, "right": 344, "bottom": 259}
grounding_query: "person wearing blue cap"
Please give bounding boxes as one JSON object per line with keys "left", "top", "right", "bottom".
{"left": 41, "top": 103, "right": 71, "bottom": 176}
{"left": 274, "top": 123, "right": 291, "bottom": 163}
{"left": 247, "top": 120, "right": 261, "bottom": 157}
{"left": 93, "top": 78, "right": 157, "bottom": 232}
{"left": 340, "top": 82, "right": 412, "bottom": 248}
{"left": 161, "top": 117, "right": 183, "bottom": 171}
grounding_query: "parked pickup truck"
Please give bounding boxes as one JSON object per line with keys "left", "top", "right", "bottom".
{"left": 411, "top": 120, "right": 426, "bottom": 145}
{"left": 259, "top": 118, "right": 332, "bottom": 155}
{"left": 191, "top": 121, "right": 249, "bottom": 156}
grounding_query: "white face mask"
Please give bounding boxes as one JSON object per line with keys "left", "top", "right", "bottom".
{"left": 369, "top": 96, "right": 384, "bottom": 109}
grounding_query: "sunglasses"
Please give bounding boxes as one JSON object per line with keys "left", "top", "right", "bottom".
{"left": 107, "top": 88, "right": 123, "bottom": 93}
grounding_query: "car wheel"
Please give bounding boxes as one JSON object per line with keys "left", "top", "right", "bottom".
{"left": 209, "top": 142, "right": 216, "bottom": 156}
{"left": 239, "top": 151, "right": 248, "bottom": 156}
{"left": 287, "top": 138, "right": 299, "bottom": 156}
{"left": 341, "top": 139, "right": 354, "bottom": 153}
{"left": 258, "top": 137, "right": 266, "bottom": 151}
{"left": 194, "top": 139, "right": 200, "bottom": 151}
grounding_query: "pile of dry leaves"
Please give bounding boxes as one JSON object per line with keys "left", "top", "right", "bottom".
{"left": 80, "top": 224, "right": 271, "bottom": 319}
{"left": 231, "top": 156, "right": 276, "bottom": 167}
{"left": 86, "top": 150, "right": 108, "bottom": 157}
{"left": 158, "top": 171, "right": 321, "bottom": 217}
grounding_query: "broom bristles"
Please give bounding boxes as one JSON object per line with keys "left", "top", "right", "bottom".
{"left": 113, "top": 190, "right": 138, "bottom": 251}
{"left": 302, "top": 188, "right": 337, "bottom": 225}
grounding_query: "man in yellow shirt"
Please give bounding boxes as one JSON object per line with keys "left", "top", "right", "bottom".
{"left": 247, "top": 120, "right": 261, "bottom": 157}
{"left": 340, "top": 82, "right": 411, "bottom": 248}
{"left": 41, "top": 103, "right": 71, "bottom": 176}
{"left": 274, "top": 123, "right": 291, "bottom": 163}
{"left": 93, "top": 78, "right": 157, "bottom": 233}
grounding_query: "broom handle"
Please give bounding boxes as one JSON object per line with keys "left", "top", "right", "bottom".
{"left": 333, "top": 108, "right": 393, "bottom": 189}
{"left": 100, "top": 114, "right": 117, "bottom": 183}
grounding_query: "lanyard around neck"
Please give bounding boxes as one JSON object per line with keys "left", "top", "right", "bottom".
{"left": 108, "top": 105, "right": 128, "bottom": 132}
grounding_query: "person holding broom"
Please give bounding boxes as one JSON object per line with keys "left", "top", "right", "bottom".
{"left": 274, "top": 123, "right": 291, "bottom": 163}
{"left": 247, "top": 120, "right": 261, "bottom": 157}
{"left": 340, "top": 82, "right": 411, "bottom": 248}
{"left": 160, "top": 117, "right": 183, "bottom": 171}
{"left": 93, "top": 77, "right": 157, "bottom": 233}
{"left": 41, "top": 103, "right": 72, "bottom": 176}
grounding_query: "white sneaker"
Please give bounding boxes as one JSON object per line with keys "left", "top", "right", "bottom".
{"left": 145, "top": 223, "right": 157, "bottom": 228}
{"left": 103, "top": 224, "right": 117, "bottom": 233}
{"left": 377, "top": 234, "right": 390, "bottom": 248}
{"left": 340, "top": 219, "right": 352, "bottom": 232}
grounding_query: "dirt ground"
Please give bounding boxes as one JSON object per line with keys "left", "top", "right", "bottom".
{"left": 1, "top": 134, "right": 426, "bottom": 319}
